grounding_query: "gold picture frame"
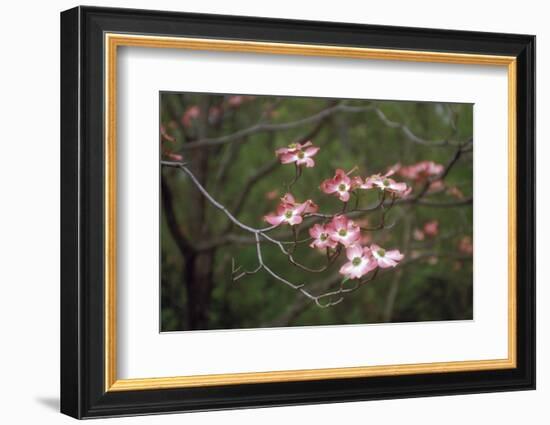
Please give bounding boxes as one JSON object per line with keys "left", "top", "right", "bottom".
{"left": 104, "top": 33, "right": 517, "bottom": 392}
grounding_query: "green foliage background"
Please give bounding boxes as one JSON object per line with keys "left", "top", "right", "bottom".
{"left": 160, "top": 93, "right": 473, "bottom": 331}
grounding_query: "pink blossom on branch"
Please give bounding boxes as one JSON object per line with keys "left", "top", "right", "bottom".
{"left": 320, "top": 169, "right": 358, "bottom": 202}
{"left": 369, "top": 244, "right": 404, "bottom": 268}
{"left": 423, "top": 220, "right": 439, "bottom": 237}
{"left": 447, "top": 185, "right": 465, "bottom": 199}
{"left": 181, "top": 105, "right": 201, "bottom": 128}
{"left": 264, "top": 193, "right": 318, "bottom": 227}
{"left": 166, "top": 152, "right": 183, "bottom": 161}
{"left": 227, "top": 95, "right": 255, "bottom": 108}
{"left": 160, "top": 125, "right": 176, "bottom": 143}
{"left": 326, "top": 215, "right": 361, "bottom": 247}
{"left": 413, "top": 228, "right": 425, "bottom": 241}
{"left": 398, "top": 160, "right": 444, "bottom": 182}
{"left": 265, "top": 190, "right": 279, "bottom": 200}
{"left": 309, "top": 224, "right": 338, "bottom": 250}
{"left": 361, "top": 173, "right": 411, "bottom": 198}
{"left": 280, "top": 193, "right": 319, "bottom": 214}
{"left": 275, "top": 141, "right": 320, "bottom": 168}
{"left": 428, "top": 180, "right": 445, "bottom": 193}
{"left": 339, "top": 245, "right": 378, "bottom": 279}
{"left": 160, "top": 125, "right": 182, "bottom": 161}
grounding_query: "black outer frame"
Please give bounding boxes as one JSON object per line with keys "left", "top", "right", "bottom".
{"left": 60, "top": 5, "right": 536, "bottom": 419}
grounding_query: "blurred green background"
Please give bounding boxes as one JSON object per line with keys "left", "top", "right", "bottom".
{"left": 160, "top": 93, "right": 473, "bottom": 331}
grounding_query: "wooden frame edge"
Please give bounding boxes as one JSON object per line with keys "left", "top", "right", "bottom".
{"left": 104, "top": 33, "right": 518, "bottom": 392}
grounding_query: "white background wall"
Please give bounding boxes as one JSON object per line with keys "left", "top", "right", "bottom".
{"left": 0, "top": 0, "right": 545, "bottom": 423}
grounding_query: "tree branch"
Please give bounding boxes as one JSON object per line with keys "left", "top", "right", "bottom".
{"left": 179, "top": 102, "right": 373, "bottom": 151}
{"left": 229, "top": 112, "right": 332, "bottom": 221}
{"left": 162, "top": 160, "right": 385, "bottom": 308}
{"left": 370, "top": 105, "right": 465, "bottom": 148}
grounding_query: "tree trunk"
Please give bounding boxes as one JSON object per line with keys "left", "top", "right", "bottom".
{"left": 184, "top": 250, "right": 215, "bottom": 330}
{"left": 182, "top": 96, "right": 215, "bottom": 330}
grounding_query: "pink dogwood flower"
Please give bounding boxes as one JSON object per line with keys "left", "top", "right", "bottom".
{"left": 447, "top": 186, "right": 465, "bottom": 199}
{"left": 428, "top": 180, "right": 445, "bottom": 193}
{"left": 181, "top": 105, "right": 201, "bottom": 128}
{"left": 398, "top": 160, "right": 444, "bottom": 182}
{"left": 423, "top": 220, "right": 439, "bottom": 237}
{"left": 227, "top": 95, "right": 254, "bottom": 108}
{"left": 369, "top": 244, "right": 404, "bottom": 268}
{"left": 275, "top": 141, "right": 320, "bottom": 168}
{"left": 361, "top": 173, "right": 411, "bottom": 197}
{"left": 166, "top": 152, "right": 183, "bottom": 161}
{"left": 280, "top": 193, "right": 319, "bottom": 214}
{"left": 264, "top": 193, "right": 318, "bottom": 227}
{"left": 339, "top": 245, "right": 378, "bottom": 280}
{"left": 309, "top": 224, "right": 338, "bottom": 250}
{"left": 326, "top": 215, "right": 361, "bottom": 247}
{"left": 413, "top": 228, "right": 425, "bottom": 241}
{"left": 320, "top": 169, "right": 357, "bottom": 202}
{"left": 160, "top": 125, "right": 176, "bottom": 143}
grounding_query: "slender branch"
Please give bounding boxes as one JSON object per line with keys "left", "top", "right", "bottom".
{"left": 226, "top": 112, "right": 334, "bottom": 229}
{"left": 230, "top": 158, "right": 280, "bottom": 218}
{"left": 265, "top": 249, "right": 471, "bottom": 327}
{"left": 370, "top": 105, "right": 464, "bottom": 148}
{"left": 180, "top": 103, "right": 373, "bottom": 151}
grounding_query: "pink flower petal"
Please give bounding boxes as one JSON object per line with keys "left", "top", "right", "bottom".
{"left": 377, "top": 257, "right": 397, "bottom": 268}
{"left": 288, "top": 215, "right": 303, "bottom": 225}
{"left": 346, "top": 244, "right": 363, "bottom": 261}
{"left": 281, "top": 193, "right": 296, "bottom": 205}
{"left": 321, "top": 183, "right": 337, "bottom": 195}
{"left": 339, "top": 191, "right": 351, "bottom": 202}
{"left": 334, "top": 169, "right": 351, "bottom": 185}
{"left": 355, "top": 258, "right": 378, "bottom": 276}
{"left": 304, "top": 146, "right": 320, "bottom": 157}
{"left": 339, "top": 261, "right": 355, "bottom": 277}
{"left": 305, "top": 158, "right": 316, "bottom": 168}
{"left": 386, "top": 250, "right": 404, "bottom": 261}
{"left": 304, "top": 200, "right": 319, "bottom": 214}
{"left": 280, "top": 153, "right": 297, "bottom": 164}
{"left": 264, "top": 214, "right": 284, "bottom": 226}
{"left": 309, "top": 224, "right": 323, "bottom": 239}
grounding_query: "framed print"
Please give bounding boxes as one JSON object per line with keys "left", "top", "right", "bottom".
{"left": 60, "top": 6, "right": 536, "bottom": 419}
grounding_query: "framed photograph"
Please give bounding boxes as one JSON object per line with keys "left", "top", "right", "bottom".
{"left": 60, "top": 6, "right": 535, "bottom": 419}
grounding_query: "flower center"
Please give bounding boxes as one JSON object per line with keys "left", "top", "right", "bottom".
{"left": 338, "top": 183, "right": 347, "bottom": 191}
{"left": 352, "top": 257, "right": 362, "bottom": 266}
{"left": 338, "top": 229, "right": 347, "bottom": 237}
{"left": 297, "top": 151, "right": 305, "bottom": 159}
{"left": 284, "top": 210, "right": 293, "bottom": 219}
{"left": 320, "top": 233, "right": 328, "bottom": 241}
{"left": 377, "top": 248, "right": 386, "bottom": 257}
{"left": 383, "top": 179, "right": 390, "bottom": 187}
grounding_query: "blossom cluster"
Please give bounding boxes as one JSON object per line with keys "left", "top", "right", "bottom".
{"left": 265, "top": 140, "right": 409, "bottom": 280}
{"left": 413, "top": 220, "right": 440, "bottom": 241}
{"left": 320, "top": 168, "right": 412, "bottom": 201}
{"left": 310, "top": 216, "right": 404, "bottom": 279}
{"left": 160, "top": 125, "right": 183, "bottom": 161}
{"left": 395, "top": 160, "right": 444, "bottom": 182}
{"left": 181, "top": 95, "right": 256, "bottom": 128}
